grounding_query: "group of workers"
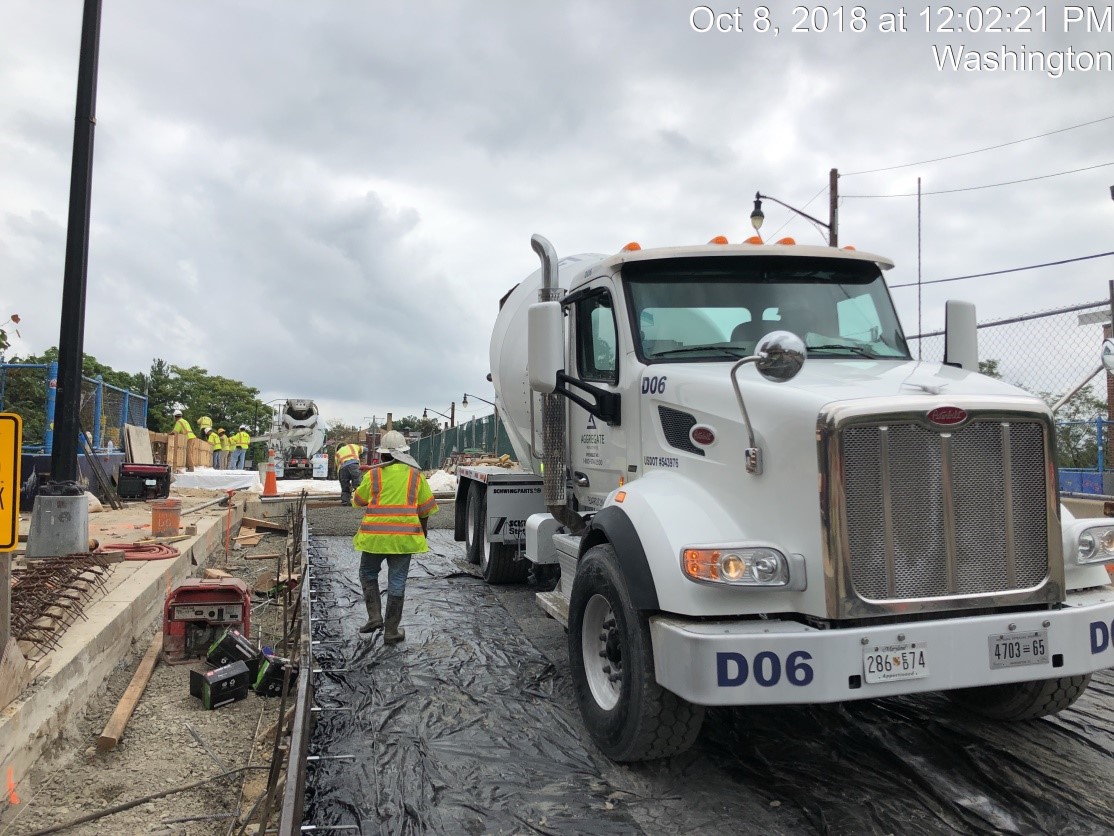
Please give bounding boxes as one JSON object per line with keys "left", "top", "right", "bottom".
{"left": 170, "top": 409, "right": 251, "bottom": 469}
{"left": 337, "top": 431, "right": 438, "bottom": 646}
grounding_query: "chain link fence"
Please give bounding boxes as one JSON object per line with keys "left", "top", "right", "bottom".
{"left": 410, "top": 413, "right": 515, "bottom": 471}
{"left": 906, "top": 298, "right": 1110, "bottom": 402}
{"left": 0, "top": 362, "right": 147, "bottom": 453}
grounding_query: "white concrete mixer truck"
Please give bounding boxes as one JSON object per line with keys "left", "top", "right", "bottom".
{"left": 453, "top": 233, "right": 1114, "bottom": 762}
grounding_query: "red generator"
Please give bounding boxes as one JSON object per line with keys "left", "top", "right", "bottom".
{"left": 163, "top": 578, "right": 251, "bottom": 664}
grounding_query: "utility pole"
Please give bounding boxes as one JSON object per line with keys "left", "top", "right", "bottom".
{"left": 28, "top": 0, "right": 103, "bottom": 558}
{"left": 828, "top": 168, "right": 839, "bottom": 247}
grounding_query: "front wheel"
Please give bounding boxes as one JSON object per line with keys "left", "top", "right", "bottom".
{"left": 568, "top": 544, "right": 704, "bottom": 761}
{"left": 947, "top": 674, "right": 1092, "bottom": 720}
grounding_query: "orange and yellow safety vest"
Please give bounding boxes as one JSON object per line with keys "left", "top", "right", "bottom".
{"left": 335, "top": 443, "right": 364, "bottom": 470}
{"left": 232, "top": 430, "right": 250, "bottom": 449}
{"left": 352, "top": 462, "right": 438, "bottom": 555}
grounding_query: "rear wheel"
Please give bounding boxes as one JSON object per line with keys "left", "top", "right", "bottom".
{"left": 464, "top": 484, "right": 483, "bottom": 565}
{"left": 948, "top": 674, "right": 1092, "bottom": 720}
{"left": 479, "top": 499, "right": 528, "bottom": 585}
{"left": 568, "top": 544, "right": 704, "bottom": 761}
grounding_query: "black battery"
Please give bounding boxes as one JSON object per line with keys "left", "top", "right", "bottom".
{"left": 117, "top": 463, "right": 172, "bottom": 500}
{"left": 189, "top": 660, "right": 251, "bottom": 709}
{"left": 253, "top": 655, "right": 299, "bottom": 697}
{"left": 206, "top": 628, "right": 261, "bottom": 679}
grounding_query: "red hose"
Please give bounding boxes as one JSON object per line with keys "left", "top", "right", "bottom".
{"left": 97, "top": 543, "right": 180, "bottom": 560}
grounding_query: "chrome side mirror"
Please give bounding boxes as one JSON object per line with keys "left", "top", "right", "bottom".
{"left": 754, "top": 331, "right": 806, "bottom": 383}
{"left": 1103, "top": 338, "right": 1114, "bottom": 375}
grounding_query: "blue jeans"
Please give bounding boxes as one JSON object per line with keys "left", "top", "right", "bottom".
{"left": 230, "top": 447, "right": 246, "bottom": 469}
{"left": 212, "top": 451, "right": 222, "bottom": 469}
{"left": 359, "top": 552, "right": 412, "bottom": 598}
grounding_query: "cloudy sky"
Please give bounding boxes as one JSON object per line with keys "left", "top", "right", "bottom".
{"left": 2, "top": 1, "right": 1112, "bottom": 428}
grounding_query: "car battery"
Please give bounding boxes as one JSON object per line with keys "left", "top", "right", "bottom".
{"left": 253, "top": 654, "right": 299, "bottom": 697}
{"left": 164, "top": 578, "right": 251, "bottom": 664}
{"left": 206, "top": 628, "right": 261, "bottom": 680}
{"left": 117, "top": 463, "right": 172, "bottom": 500}
{"left": 189, "top": 660, "right": 251, "bottom": 710}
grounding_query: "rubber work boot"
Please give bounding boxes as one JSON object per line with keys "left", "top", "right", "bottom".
{"left": 359, "top": 582, "right": 383, "bottom": 634}
{"left": 384, "top": 595, "right": 406, "bottom": 645}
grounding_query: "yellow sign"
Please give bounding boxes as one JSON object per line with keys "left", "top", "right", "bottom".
{"left": 0, "top": 412, "right": 22, "bottom": 551}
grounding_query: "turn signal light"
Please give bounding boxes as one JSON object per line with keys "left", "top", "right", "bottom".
{"left": 775, "top": 237, "right": 796, "bottom": 245}
{"left": 621, "top": 242, "right": 641, "bottom": 252}
{"left": 708, "top": 235, "right": 729, "bottom": 245}
{"left": 681, "top": 546, "right": 790, "bottom": 586}
{"left": 743, "top": 235, "right": 763, "bottom": 245}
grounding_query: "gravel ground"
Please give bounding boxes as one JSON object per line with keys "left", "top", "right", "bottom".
{"left": 0, "top": 499, "right": 454, "bottom": 836}
{"left": 1, "top": 525, "right": 301, "bottom": 836}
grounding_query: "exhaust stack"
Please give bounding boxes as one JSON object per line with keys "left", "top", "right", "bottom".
{"left": 531, "top": 234, "right": 586, "bottom": 535}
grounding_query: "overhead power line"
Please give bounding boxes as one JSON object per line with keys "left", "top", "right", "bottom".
{"left": 843, "top": 161, "right": 1114, "bottom": 198}
{"left": 889, "top": 251, "right": 1114, "bottom": 289}
{"left": 844, "top": 113, "right": 1114, "bottom": 176}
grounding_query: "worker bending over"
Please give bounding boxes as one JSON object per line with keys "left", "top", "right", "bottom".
{"left": 335, "top": 441, "right": 366, "bottom": 505}
{"left": 351, "top": 430, "right": 437, "bottom": 644}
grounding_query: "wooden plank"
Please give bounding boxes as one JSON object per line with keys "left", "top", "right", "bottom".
{"left": 243, "top": 552, "right": 284, "bottom": 561}
{"left": 241, "top": 517, "right": 289, "bottom": 534}
{"left": 123, "top": 424, "right": 154, "bottom": 465}
{"left": 97, "top": 631, "right": 163, "bottom": 751}
{"left": 203, "top": 568, "right": 232, "bottom": 579}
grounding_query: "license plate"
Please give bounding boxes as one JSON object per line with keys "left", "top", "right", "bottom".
{"left": 863, "top": 642, "right": 929, "bottom": 684}
{"left": 988, "top": 630, "right": 1048, "bottom": 669}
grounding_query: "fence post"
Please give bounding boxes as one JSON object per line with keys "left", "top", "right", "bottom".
{"left": 120, "top": 386, "right": 129, "bottom": 435}
{"left": 45, "top": 359, "right": 58, "bottom": 455}
{"left": 92, "top": 374, "right": 104, "bottom": 449}
{"left": 1099, "top": 416, "right": 1105, "bottom": 474}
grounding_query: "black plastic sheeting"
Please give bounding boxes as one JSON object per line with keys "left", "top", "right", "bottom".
{"left": 302, "top": 531, "right": 1114, "bottom": 835}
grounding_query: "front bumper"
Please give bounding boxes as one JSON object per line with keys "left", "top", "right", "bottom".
{"left": 650, "top": 587, "right": 1114, "bottom": 706}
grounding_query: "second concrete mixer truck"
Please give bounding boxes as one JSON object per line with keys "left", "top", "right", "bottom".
{"left": 453, "top": 232, "right": 1114, "bottom": 762}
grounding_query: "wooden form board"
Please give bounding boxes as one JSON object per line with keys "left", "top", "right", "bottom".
{"left": 123, "top": 424, "right": 154, "bottom": 465}
{"left": 97, "top": 631, "right": 163, "bottom": 751}
{"left": 157, "top": 434, "right": 214, "bottom": 471}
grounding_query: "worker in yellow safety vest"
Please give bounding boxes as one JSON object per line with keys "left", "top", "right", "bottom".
{"left": 230, "top": 425, "right": 250, "bottom": 470}
{"left": 351, "top": 430, "right": 437, "bottom": 644}
{"left": 218, "top": 428, "right": 232, "bottom": 469}
{"left": 206, "top": 426, "right": 222, "bottom": 469}
{"left": 335, "top": 442, "right": 366, "bottom": 506}
{"left": 171, "top": 410, "right": 195, "bottom": 439}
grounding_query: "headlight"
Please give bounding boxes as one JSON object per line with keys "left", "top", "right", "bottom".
{"left": 1077, "top": 525, "right": 1114, "bottom": 565}
{"left": 682, "top": 545, "right": 790, "bottom": 586}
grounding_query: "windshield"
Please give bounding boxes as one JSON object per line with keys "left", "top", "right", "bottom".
{"left": 625, "top": 255, "right": 911, "bottom": 362}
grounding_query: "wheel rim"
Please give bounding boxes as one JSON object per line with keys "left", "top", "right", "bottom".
{"left": 581, "top": 593, "right": 622, "bottom": 711}
{"left": 465, "top": 491, "right": 476, "bottom": 553}
{"left": 480, "top": 510, "right": 492, "bottom": 571}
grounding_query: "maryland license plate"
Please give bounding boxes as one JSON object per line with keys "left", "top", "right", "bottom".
{"left": 863, "top": 642, "right": 929, "bottom": 684}
{"left": 988, "top": 630, "right": 1048, "bottom": 670}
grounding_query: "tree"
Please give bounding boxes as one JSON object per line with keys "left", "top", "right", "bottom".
{"left": 1044, "top": 388, "right": 1108, "bottom": 470}
{"left": 393, "top": 414, "right": 440, "bottom": 435}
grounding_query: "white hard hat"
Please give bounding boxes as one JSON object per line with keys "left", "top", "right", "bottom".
{"left": 173, "top": 409, "right": 182, "bottom": 416}
{"left": 239, "top": 424, "right": 248, "bottom": 430}
{"left": 377, "top": 430, "right": 407, "bottom": 453}
{"left": 377, "top": 430, "right": 417, "bottom": 467}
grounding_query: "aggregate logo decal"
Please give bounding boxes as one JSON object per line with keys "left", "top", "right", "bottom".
{"left": 1091, "top": 619, "right": 1114, "bottom": 654}
{"left": 926, "top": 406, "right": 967, "bottom": 427}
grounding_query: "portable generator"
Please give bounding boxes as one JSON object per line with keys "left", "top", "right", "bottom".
{"left": 163, "top": 578, "right": 251, "bottom": 664}
{"left": 117, "top": 463, "right": 172, "bottom": 500}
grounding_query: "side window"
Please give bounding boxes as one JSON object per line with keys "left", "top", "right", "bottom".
{"left": 576, "top": 291, "right": 618, "bottom": 383}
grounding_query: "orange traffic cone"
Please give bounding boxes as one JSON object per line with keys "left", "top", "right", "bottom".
{"left": 263, "top": 450, "right": 279, "bottom": 497}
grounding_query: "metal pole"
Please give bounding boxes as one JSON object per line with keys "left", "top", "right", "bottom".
{"left": 828, "top": 168, "right": 838, "bottom": 247}
{"left": 45, "top": 360, "right": 58, "bottom": 455}
{"left": 50, "top": 0, "right": 103, "bottom": 485}
{"left": 92, "top": 375, "right": 103, "bottom": 449}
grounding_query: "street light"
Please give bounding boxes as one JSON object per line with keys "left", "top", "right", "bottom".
{"left": 461, "top": 392, "right": 495, "bottom": 409}
{"left": 423, "top": 403, "right": 455, "bottom": 427}
{"left": 751, "top": 170, "right": 839, "bottom": 246}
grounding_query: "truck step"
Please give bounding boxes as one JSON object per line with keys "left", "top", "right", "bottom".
{"left": 536, "top": 590, "right": 570, "bottom": 627}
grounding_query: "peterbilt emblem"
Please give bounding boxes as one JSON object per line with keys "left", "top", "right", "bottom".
{"left": 926, "top": 406, "right": 967, "bottom": 426}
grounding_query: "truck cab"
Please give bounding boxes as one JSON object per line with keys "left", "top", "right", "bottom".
{"left": 462, "top": 234, "right": 1114, "bottom": 762}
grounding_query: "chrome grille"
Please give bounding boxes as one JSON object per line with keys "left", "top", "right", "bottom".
{"left": 841, "top": 420, "right": 1049, "bottom": 602}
